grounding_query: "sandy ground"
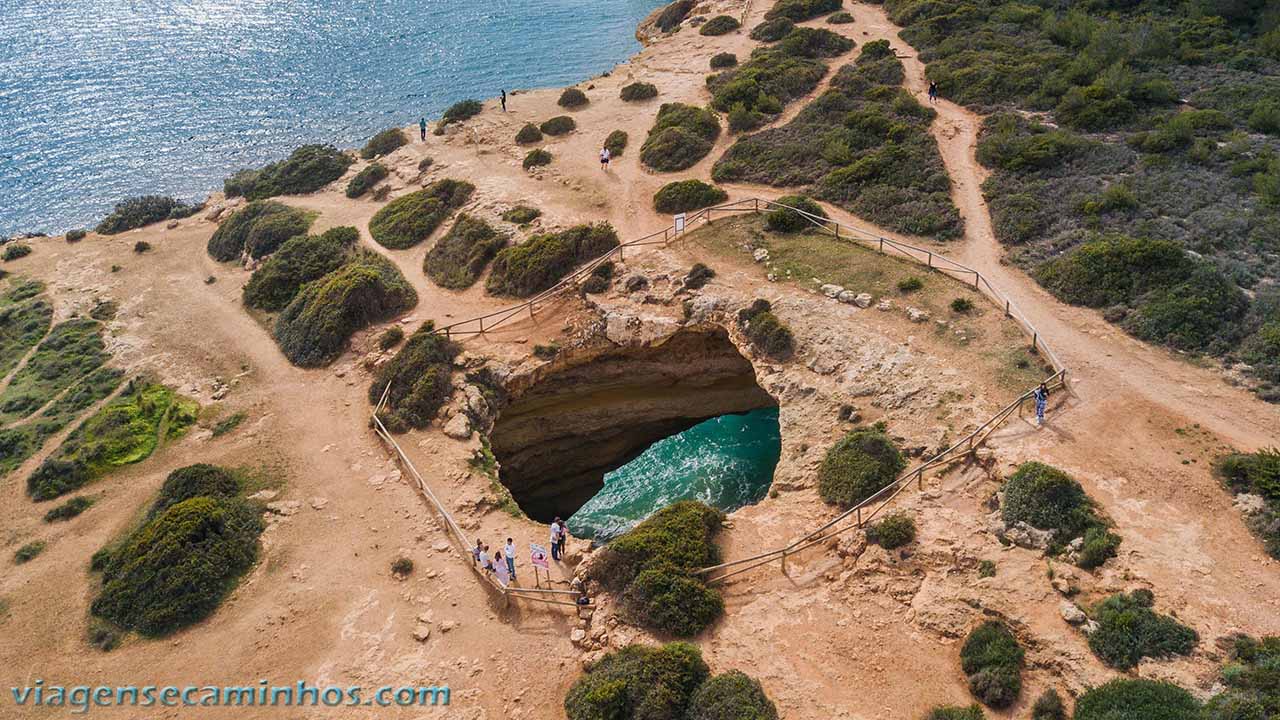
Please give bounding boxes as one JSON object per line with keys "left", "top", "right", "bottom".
{"left": 1, "top": 1, "right": 1279, "bottom": 719}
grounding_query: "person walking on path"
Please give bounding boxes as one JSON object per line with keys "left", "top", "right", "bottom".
{"left": 472, "top": 539, "right": 483, "bottom": 565}
{"left": 500, "top": 89, "right": 507, "bottom": 112}
{"left": 479, "top": 544, "right": 492, "bottom": 571}
{"left": 600, "top": 146, "right": 610, "bottom": 171}
{"left": 494, "top": 551, "right": 510, "bottom": 587}
{"left": 550, "top": 519, "right": 563, "bottom": 561}
{"left": 556, "top": 520, "right": 569, "bottom": 560}
{"left": 1033, "top": 383, "right": 1049, "bottom": 427}
{"left": 419, "top": 117, "right": 427, "bottom": 141}
{"left": 928, "top": 81, "right": 938, "bottom": 103}
{"left": 504, "top": 538, "right": 517, "bottom": 581}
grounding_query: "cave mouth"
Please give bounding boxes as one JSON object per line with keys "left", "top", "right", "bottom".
{"left": 488, "top": 326, "right": 778, "bottom": 525}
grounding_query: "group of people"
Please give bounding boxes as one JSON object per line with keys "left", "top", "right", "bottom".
{"left": 470, "top": 518, "right": 570, "bottom": 589}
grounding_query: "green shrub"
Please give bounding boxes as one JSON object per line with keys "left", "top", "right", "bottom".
{"left": 1077, "top": 526, "right": 1122, "bottom": 569}
{"left": 750, "top": 18, "right": 795, "bottom": 42}
{"left": 211, "top": 412, "right": 245, "bottom": 437}
{"left": 581, "top": 275, "right": 609, "bottom": 294}
{"left": 3, "top": 244, "right": 31, "bottom": 262}
{"left": 242, "top": 226, "right": 358, "bottom": 311}
{"left": 765, "top": 195, "right": 827, "bottom": 233}
{"left": 818, "top": 428, "right": 905, "bottom": 508}
{"left": 1032, "top": 689, "right": 1066, "bottom": 720}
{"left": 1122, "top": 266, "right": 1249, "bottom": 353}
{"left": 605, "top": 130, "right": 628, "bottom": 157}
{"left": 1202, "top": 635, "right": 1280, "bottom": 719}
{"left": 558, "top": 88, "right": 589, "bottom": 108}
{"left": 827, "top": 11, "right": 853, "bottom": 23}
{"left": 532, "top": 343, "right": 560, "bottom": 360}
{"left": 369, "top": 322, "right": 459, "bottom": 431}
{"left": 961, "top": 621, "right": 1024, "bottom": 708}
{"left": 540, "top": 115, "right": 576, "bottom": 136}
{"left": 640, "top": 103, "right": 721, "bottom": 171}
{"left": 707, "top": 48, "right": 827, "bottom": 117}
{"left": 207, "top": 200, "right": 312, "bottom": 262}
{"left": 515, "top": 123, "right": 543, "bottom": 144}
{"left": 0, "top": 316, "right": 108, "bottom": 425}
{"left": 243, "top": 210, "right": 312, "bottom": 259}
{"left": 346, "top": 163, "right": 388, "bottom": 198}
{"left": 1001, "top": 462, "right": 1106, "bottom": 548}
{"left": 273, "top": 250, "right": 418, "bottom": 367}
{"left": 91, "top": 495, "right": 263, "bottom": 636}
{"left": 620, "top": 82, "right": 658, "bottom": 102}
{"left": 391, "top": 556, "right": 414, "bottom": 575}
{"left": 379, "top": 326, "right": 404, "bottom": 350}
{"left": 700, "top": 15, "right": 740, "bottom": 36}
{"left": 95, "top": 196, "right": 199, "bottom": 234}
{"left": 523, "top": 148, "right": 553, "bottom": 169}
{"left": 148, "top": 464, "right": 240, "bottom": 519}
{"left": 728, "top": 102, "right": 765, "bottom": 133}
{"left": 564, "top": 642, "right": 709, "bottom": 720}
{"left": 925, "top": 706, "right": 984, "bottom": 720}
{"left": 44, "top": 496, "right": 94, "bottom": 522}
{"left": 424, "top": 214, "right": 509, "bottom": 290}
{"left": 746, "top": 311, "right": 794, "bottom": 359}
{"left": 441, "top": 99, "right": 483, "bottom": 124}
{"left": 951, "top": 297, "right": 974, "bottom": 312}
{"left": 655, "top": 0, "right": 696, "bottom": 32}
{"left": 898, "top": 276, "right": 924, "bottom": 293}
{"left": 866, "top": 512, "right": 916, "bottom": 549}
{"left": 14, "top": 541, "right": 45, "bottom": 564}
{"left": 368, "top": 179, "right": 474, "bottom": 249}
{"left": 710, "top": 52, "right": 738, "bottom": 69}
{"left": 688, "top": 670, "right": 778, "bottom": 720}
{"left": 765, "top": 0, "right": 842, "bottom": 22}
{"left": 486, "top": 223, "right": 619, "bottom": 297}
{"left": 224, "top": 144, "right": 352, "bottom": 200}
{"left": 65, "top": 229, "right": 87, "bottom": 242}
{"left": 1073, "top": 679, "right": 1199, "bottom": 720}
{"left": 360, "top": 128, "right": 406, "bottom": 159}
{"left": 501, "top": 206, "right": 541, "bottom": 225}
{"left": 133, "top": 240, "right": 151, "bottom": 254}
{"left": 684, "top": 263, "right": 716, "bottom": 290}
{"left": 626, "top": 565, "right": 725, "bottom": 636}
{"left": 654, "top": 180, "right": 728, "bottom": 214}
{"left": 1087, "top": 591, "right": 1198, "bottom": 670}
{"left": 778, "top": 27, "right": 855, "bottom": 59}
{"left": 978, "top": 560, "right": 996, "bottom": 578}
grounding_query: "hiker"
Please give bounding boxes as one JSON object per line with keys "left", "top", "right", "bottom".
{"left": 557, "top": 521, "right": 569, "bottom": 559}
{"left": 472, "top": 539, "right": 483, "bottom": 565}
{"left": 1033, "top": 383, "right": 1048, "bottom": 427}
{"left": 500, "top": 89, "right": 507, "bottom": 112}
{"left": 419, "top": 117, "right": 427, "bottom": 141}
{"left": 504, "top": 537, "right": 517, "bottom": 581}
{"left": 494, "top": 551, "right": 510, "bottom": 587}
{"left": 600, "top": 146, "right": 610, "bottom": 171}
{"left": 550, "top": 519, "right": 563, "bottom": 561}
{"left": 479, "top": 544, "right": 492, "bottom": 571}
{"left": 928, "top": 81, "right": 938, "bottom": 103}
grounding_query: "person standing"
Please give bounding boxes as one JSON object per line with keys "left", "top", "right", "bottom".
{"left": 472, "top": 539, "right": 483, "bottom": 565}
{"left": 928, "top": 81, "right": 938, "bottom": 103}
{"left": 1033, "top": 383, "right": 1048, "bottom": 427}
{"left": 500, "top": 89, "right": 507, "bottom": 112}
{"left": 494, "top": 551, "right": 510, "bottom": 587}
{"left": 556, "top": 520, "right": 569, "bottom": 560}
{"left": 504, "top": 537, "right": 517, "bottom": 581}
{"left": 550, "top": 519, "right": 563, "bottom": 561}
{"left": 419, "top": 117, "right": 427, "bottom": 141}
{"left": 600, "top": 146, "right": 610, "bottom": 171}
{"left": 479, "top": 544, "right": 492, "bottom": 571}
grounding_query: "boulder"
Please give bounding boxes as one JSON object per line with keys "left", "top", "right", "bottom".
{"left": 821, "top": 284, "right": 844, "bottom": 299}
{"left": 1001, "top": 521, "right": 1054, "bottom": 550}
{"left": 685, "top": 295, "right": 725, "bottom": 323}
{"left": 1060, "top": 601, "right": 1088, "bottom": 625}
{"left": 877, "top": 299, "right": 894, "bottom": 311}
{"left": 443, "top": 414, "right": 472, "bottom": 440}
{"left": 752, "top": 248, "right": 769, "bottom": 263}
{"left": 624, "top": 274, "right": 649, "bottom": 293}
{"left": 1234, "top": 493, "right": 1267, "bottom": 515}
{"left": 837, "top": 290, "right": 858, "bottom": 304}
{"left": 907, "top": 307, "right": 931, "bottom": 323}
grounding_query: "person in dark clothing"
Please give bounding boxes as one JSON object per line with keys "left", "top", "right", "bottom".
{"left": 928, "top": 81, "right": 938, "bottom": 103}
{"left": 500, "top": 89, "right": 507, "bottom": 112}
{"left": 1033, "top": 383, "right": 1048, "bottom": 426}
{"left": 419, "top": 117, "right": 427, "bottom": 141}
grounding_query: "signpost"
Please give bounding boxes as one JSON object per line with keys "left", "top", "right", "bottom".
{"left": 530, "top": 543, "right": 550, "bottom": 587}
{"left": 674, "top": 212, "right": 686, "bottom": 234}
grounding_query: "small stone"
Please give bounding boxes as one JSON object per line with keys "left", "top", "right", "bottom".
{"left": 439, "top": 620, "right": 457, "bottom": 633}
{"left": 752, "top": 248, "right": 769, "bottom": 263}
{"left": 907, "top": 307, "right": 930, "bottom": 323}
{"left": 854, "top": 293, "right": 873, "bottom": 308}
{"left": 877, "top": 299, "right": 894, "bottom": 311}
{"left": 820, "top": 284, "right": 844, "bottom": 299}
{"left": 265, "top": 500, "right": 301, "bottom": 516}
{"left": 1060, "top": 601, "right": 1087, "bottom": 625}
{"left": 248, "top": 489, "right": 279, "bottom": 501}
{"left": 837, "top": 290, "right": 857, "bottom": 304}
{"left": 310, "top": 497, "right": 329, "bottom": 510}
{"left": 413, "top": 625, "right": 432, "bottom": 642}
{"left": 443, "top": 414, "right": 472, "bottom": 440}
{"left": 570, "top": 628, "right": 588, "bottom": 647}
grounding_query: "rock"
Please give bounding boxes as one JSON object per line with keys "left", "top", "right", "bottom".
{"left": 1082, "top": 619, "right": 1100, "bottom": 636}
{"left": 1060, "top": 601, "right": 1088, "bottom": 625}
{"left": 413, "top": 625, "right": 432, "bottom": 642}
{"left": 1001, "top": 521, "right": 1054, "bottom": 550}
{"left": 767, "top": 273, "right": 777, "bottom": 282}
{"left": 570, "top": 628, "right": 588, "bottom": 647}
{"left": 624, "top": 275, "right": 649, "bottom": 293}
{"left": 443, "top": 414, "right": 472, "bottom": 440}
{"left": 907, "top": 307, "right": 930, "bottom": 323}
{"left": 310, "top": 497, "right": 329, "bottom": 510}
{"left": 821, "top": 284, "right": 844, "bottom": 299}
{"left": 439, "top": 620, "right": 457, "bottom": 633}
{"left": 877, "top": 299, "right": 894, "bottom": 311}
{"left": 837, "top": 290, "right": 858, "bottom": 304}
{"left": 205, "top": 205, "right": 225, "bottom": 222}
{"left": 265, "top": 500, "right": 301, "bottom": 516}
{"left": 853, "top": 293, "right": 873, "bottom": 308}
{"left": 604, "top": 311, "right": 681, "bottom": 345}
{"left": 1052, "top": 576, "right": 1076, "bottom": 596}
{"left": 248, "top": 489, "right": 279, "bottom": 501}
{"left": 752, "top": 248, "right": 769, "bottom": 263}
{"left": 685, "top": 295, "right": 725, "bottom": 323}
{"left": 1234, "top": 493, "right": 1267, "bottom": 515}
{"left": 166, "top": 220, "right": 179, "bottom": 229}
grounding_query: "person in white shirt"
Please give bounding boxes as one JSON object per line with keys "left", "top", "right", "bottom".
{"left": 600, "top": 146, "right": 610, "bottom": 170}
{"left": 550, "top": 520, "right": 563, "bottom": 561}
{"left": 504, "top": 538, "right": 517, "bottom": 581}
{"left": 478, "top": 545, "right": 492, "bottom": 571}
{"left": 494, "top": 551, "right": 510, "bottom": 587}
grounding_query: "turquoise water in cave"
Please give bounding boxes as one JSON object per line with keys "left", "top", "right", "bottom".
{"left": 567, "top": 407, "right": 781, "bottom": 542}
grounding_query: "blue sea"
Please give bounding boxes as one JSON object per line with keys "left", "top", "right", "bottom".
{"left": 0, "top": 0, "right": 660, "bottom": 236}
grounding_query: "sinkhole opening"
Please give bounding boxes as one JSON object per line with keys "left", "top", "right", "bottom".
{"left": 487, "top": 326, "right": 780, "bottom": 535}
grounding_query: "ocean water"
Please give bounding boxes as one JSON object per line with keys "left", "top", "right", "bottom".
{"left": 568, "top": 407, "right": 782, "bottom": 542}
{"left": 0, "top": 0, "right": 660, "bottom": 236}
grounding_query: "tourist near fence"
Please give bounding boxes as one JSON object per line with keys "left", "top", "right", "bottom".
{"left": 370, "top": 197, "right": 1068, "bottom": 615}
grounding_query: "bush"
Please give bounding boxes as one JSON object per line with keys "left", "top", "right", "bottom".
{"left": 65, "top": 229, "right": 87, "bottom": 242}
{"left": 149, "top": 464, "right": 240, "bottom": 519}
{"left": 558, "top": 88, "right": 588, "bottom": 109}
{"left": 655, "top": 0, "right": 696, "bottom": 32}
{"left": 1077, "top": 526, "right": 1122, "bottom": 569}
{"left": 368, "top": 322, "right": 458, "bottom": 430}
{"left": 707, "top": 47, "right": 827, "bottom": 118}
{"left": 898, "top": 276, "right": 924, "bottom": 293}
{"left": 243, "top": 210, "right": 312, "bottom": 259}
{"left": 424, "top": 214, "right": 509, "bottom": 290}
{"left": 346, "top": 163, "right": 388, "bottom": 198}
{"left": 710, "top": 52, "right": 738, "bottom": 69}
{"left": 501, "top": 206, "right": 541, "bottom": 225}
{"left": 925, "top": 706, "right": 985, "bottom": 720}
{"left": 1203, "top": 635, "right": 1280, "bottom": 719}
{"left": 379, "top": 326, "right": 404, "bottom": 350}
{"left": 765, "top": 0, "right": 842, "bottom": 22}
{"left": 224, "top": 144, "right": 352, "bottom": 200}
{"left": 818, "top": 429, "right": 905, "bottom": 508}
{"left": 391, "top": 556, "right": 414, "bottom": 575}
{"left": 745, "top": 311, "right": 794, "bottom": 359}
{"left": 274, "top": 250, "right": 418, "bottom": 367}
{"left": 951, "top": 297, "right": 974, "bottom": 313}
{"left": 523, "top": 148, "right": 553, "bottom": 169}
{"left": 688, "top": 670, "right": 779, "bottom": 720}
{"left": 133, "top": 240, "right": 151, "bottom": 254}
{"left": 207, "top": 200, "right": 312, "bottom": 262}
{"left": 95, "top": 196, "right": 199, "bottom": 235}
{"left": 1032, "top": 689, "right": 1066, "bottom": 720}
{"left": 626, "top": 565, "right": 725, "bottom": 636}
{"left": 417, "top": 157, "right": 433, "bottom": 172}
{"left": 605, "top": 130, "right": 628, "bottom": 157}
{"left": 441, "top": 99, "right": 483, "bottom": 124}
{"left": 866, "top": 512, "right": 916, "bottom": 549}
{"left": 1002, "top": 462, "right": 1104, "bottom": 548}
{"left": 640, "top": 103, "right": 721, "bottom": 172}
{"left": 515, "top": 123, "right": 543, "bottom": 144}
{"left": 242, "top": 226, "right": 358, "bottom": 311}
{"left": 700, "top": 15, "right": 740, "bottom": 36}
{"left": 360, "top": 128, "right": 406, "bottom": 159}
{"left": 620, "top": 82, "right": 658, "bottom": 102}
{"left": 1073, "top": 679, "right": 1199, "bottom": 720}
{"left": 750, "top": 17, "right": 795, "bottom": 42}
{"left": 540, "top": 115, "right": 577, "bottom": 136}
{"left": 978, "top": 560, "right": 996, "bottom": 578}
{"left": 765, "top": 195, "right": 827, "bottom": 233}
{"left": 14, "top": 541, "right": 45, "bottom": 564}
{"left": 961, "top": 621, "right": 1024, "bottom": 708}
{"left": 368, "top": 179, "right": 474, "bottom": 249}
{"left": 654, "top": 180, "right": 728, "bottom": 214}
{"left": 778, "top": 27, "right": 855, "bottom": 59}
{"left": 486, "top": 223, "right": 619, "bottom": 297}
{"left": 581, "top": 275, "right": 609, "bottom": 294}
{"left": 827, "top": 11, "right": 853, "bottom": 23}
{"left": 1087, "top": 592, "right": 1198, "bottom": 670}
{"left": 684, "top": 262, "right": 716, "bottom": 290}
{"left": 564, "top": 642, "right": 710, "bottom": 720}
{"left": 91, "top": 495, "right": 263, "bottom": 636}
{"left": 44, "top": 496, "right": 94, "bottom": 522}
{"left": 3, "top": 244, "right": 31, "bottom": 262}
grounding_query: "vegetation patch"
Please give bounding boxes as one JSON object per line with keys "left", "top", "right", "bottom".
{"left": 766, "top": 195, "right": 827, "bottom": 233}
{"left": 442, "top": 99, "right": 483, "bottom": 125}
{"left": 515, "top": 123, "right": 543, "bottom": 144}
{"left": 604, "top": 130, "right": 628, "bottom": 157}
{"left": 558, "top": 88, "right": 588, "bottom": 109}
{"left": 27, "top": 380, "right": 197, "bottom": 501}
{"left": 654, "top": 180, "right": 728, "bottom": 214}
{"left": 274, "top": 250, "right": 417, "bottom": 367}
{"left": 683, "top": 263, "right": 716, "bottom": 290}
{"left": 818, "top": 428, "right": 905, "bottom": 508}
{"left": 738, "top": 299, "right": 795, "bottom": 360}
{"left": 1001, "top": 461, "right": 1121, "bottom": 568}
{"left": 0, "top": 283, "right": 53, "bottom": 379}
{"left": 1031, "top": 689, "right": 1065, "bottom": 720}
{"left": 539, "top": 115, "right": 576, "bottom": 136}
{"left": 207, "top": 201, "right": 313, "bottom": 262}
{"left": 655, "top": 0, "right": 696, "bottom": 32}
{"left": 1073, "top": 679, "right": 1199, "bottom": 720}
{"left": 360, "top": 128, "right": 406, "bottom": 159}
{"left": 0, "top": 318, "right": 109, "bottom": 426}
{"left": 486, "top": 223, "right": 619, "bottom": 297}
{"left": 1215, "top": 448, "right": 1280, "bottom": 558}
{"left": 640, "top": 103, "right": 721, "bottom": 172}
{"left": 700, "top": 15, "right": 741, "bottom": 36}
{"left": 2, "top": 244, "right": 32, "bottom": 262}
{"left": 706, "top": 43, "right": 828, "bottom": 125}
{"left": 620, "top": 82, "right": 658, "bottom": 102}
{"left": 714, "top": 42, "right": 961, "bottom": 240}
{"left": 242, "top": 226, "right": 359, "bottom": 311}
{"left": 750, "top": 17, "right": 794, "bottom": 42}
{"left": 1087, "top": 591, "right": 1197, "bottom": 670}
{"left": 224, "top": 144, "right": 352, "bottom": 200}
{"left": 710, "top": 52, "right": 738, "bottom": 69}
{"left": 0, "top": 366, "right": 125, "bottom": 478}
{"left": 523, "top": 148, "right": 553, "bottom": 170}
{"left": 345, "top": 163, "right": 388, "bottom": 198}
{"left": 43, "top": 496, "right": 94, "bottom": 522}
{"left": 926, "top": 707, "right": 985, "bottom": 720}
{"left": 378, "top": 326, "right": 404, "bottom": 350}
{"left": 65, "top": 229, "right": 87, "bottom": 242}
{"left": 424, "top": 215, "right": 509, "bottom": 290}
{"left": 368, "top": 179, "right": 474, "bottom": 249}
{"left": 828, "top": 11, "right": 853, "bottom": 24}
{"left": 211, "top": 412, "right": 246, "bottom": 437}
{"left": 501, "top": 206, "right": 541, "bottom": 225}
{"left": 369, "top": 322, "right": 459, "bottom": 432}
{"left": 1203, "top": 635, "right": 1280, "bottom": 719}
{"left": 586, "top": 501, "right": 725, "bottom": 637}
{"left": 95, "top": 196, "right": 200, "bottom": 235}
{"left": 765, "top": 0, "right": 842, "bottom": 22}
{"left": 960, "top": 621, "right": 1024, "bottom": 709}
{"left": 866, "top": 511, "right": 915, "bottom": 549}
{"left": 14, "top": 541, "right": 45, "bottom": 564}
